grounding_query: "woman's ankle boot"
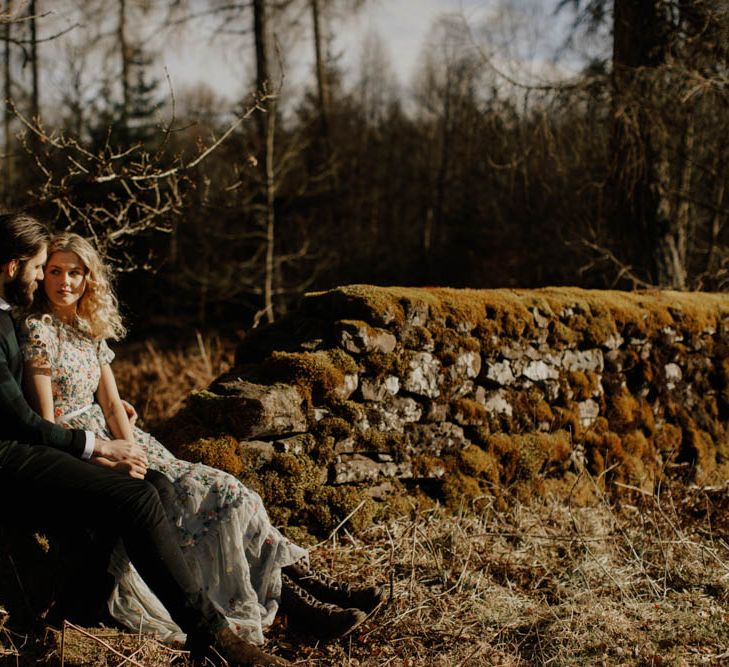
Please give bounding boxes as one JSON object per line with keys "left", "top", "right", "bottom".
{"left": 282, "top": 561, "right": 385, "bottom": 614}
{"left": 280, "top": 573, "right": 366, "bottom": 640}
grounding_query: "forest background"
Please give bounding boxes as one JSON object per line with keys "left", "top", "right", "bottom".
{"left": 1, "top": 0, "right": 728, "bottom": 338}
{"left": 2, "top": 3, "right": 729, "bottom": 664}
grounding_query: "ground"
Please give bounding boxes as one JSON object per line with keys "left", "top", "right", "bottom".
{"left": 3, "top": 480, "right": 728, "bottom": 666}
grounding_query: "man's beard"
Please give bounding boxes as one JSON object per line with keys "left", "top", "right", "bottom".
{"left": 5, "top": 271, "right": 37, "bottom": 307}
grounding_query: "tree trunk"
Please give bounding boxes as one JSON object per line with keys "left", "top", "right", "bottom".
{"left": 2, "top": 0, "right": 12, "bottom": 203}
{"left": 28, "top": 0, "right": 39, "bottom": 154}
{"left": 118, "top": 0, "right": 130, "bottom": 130}
{"left": 263, "top": 104, "right": 276, "bottom": 324}
{"left": 611, "top": 0, "right": 688, "bottom": 288}
{"left": 311, "top": 0, "right": 333, "bottom": 161}
{"left": 253, "top": 0, "right": 276, "bottom": 323}
{"left": 253, "top": 0, "right": 269, "bottom": 138}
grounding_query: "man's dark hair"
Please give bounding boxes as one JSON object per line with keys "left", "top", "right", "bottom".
{"left": 0, "top": 212, "right": 49, "bottom": 266}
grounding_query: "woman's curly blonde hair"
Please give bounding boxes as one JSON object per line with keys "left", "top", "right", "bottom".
{"left": 38, "top": 232, "right": 126, "bottom": 341}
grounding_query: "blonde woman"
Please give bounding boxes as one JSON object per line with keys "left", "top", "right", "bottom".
{"left": 20, "top": 233, "right": 382, "bottom": 648}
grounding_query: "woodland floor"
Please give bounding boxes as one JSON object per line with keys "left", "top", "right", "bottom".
{"left": 3, "top": 478, "right": 729, "bottom": 667}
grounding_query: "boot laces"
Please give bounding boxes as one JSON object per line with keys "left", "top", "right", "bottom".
{"left": 283, "top": 574, "right": 346, "bottom": 616}
{"left": 301, "top": 566, "right": 352, "bottom": 594}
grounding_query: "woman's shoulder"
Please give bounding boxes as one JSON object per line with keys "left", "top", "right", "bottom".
{"left": 21, "top": 312, "right": 57, "bottom": 336}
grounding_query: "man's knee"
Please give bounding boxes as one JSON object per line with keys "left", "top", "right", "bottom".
{"left": 144, "top": 470, "right": 180, "bottom": 524}
{"left": 120, "top": 477, "right": 167, "bottom": 526}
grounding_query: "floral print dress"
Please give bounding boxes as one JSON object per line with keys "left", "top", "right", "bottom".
{"left": 20, "top": 314, "right": 307, "bottom": 645}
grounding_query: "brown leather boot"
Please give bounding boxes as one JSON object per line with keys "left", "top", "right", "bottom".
{"left": 281, "top": 573, "right": 366, "bottom": 640}
{"left": 283, "top": 560, "right": 385, "bottom": 614}
{"left": 188, "top": 626, "right": 289, "bottom": 666}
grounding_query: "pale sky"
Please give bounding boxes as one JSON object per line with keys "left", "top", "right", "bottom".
{"left": 159, "top": 1, "right": 490, "bottom": 99}
{"left": 36, "top": 1, "right": 592, "bottom": 116}
{"left": 154, "top": 0, "right": 582, "bottom": 103}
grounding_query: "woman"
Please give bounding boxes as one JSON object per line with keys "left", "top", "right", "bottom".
{"left": 20, "top": 233, "right": 382, "bottom": 645}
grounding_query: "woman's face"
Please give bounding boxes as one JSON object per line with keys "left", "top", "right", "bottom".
{"left": 44, "top": 251, "right": 87, "bottom": 312}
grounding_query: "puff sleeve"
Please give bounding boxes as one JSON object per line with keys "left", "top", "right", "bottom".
{"left": 97, "top": 339, "right": 115, "bottom": 365}
{"left": 19, "top": 315, "right": 58, "bottom": 369}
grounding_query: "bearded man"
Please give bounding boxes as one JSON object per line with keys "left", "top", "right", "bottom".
{"left": 0, "top": 211, "right": 287, "bottom": 667}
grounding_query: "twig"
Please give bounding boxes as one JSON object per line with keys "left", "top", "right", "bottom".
{"left": 61, "top": 621, "right": 148, "bottom": 667}
{"left": 317, "top": 499, "right": 367, "bottom": 547}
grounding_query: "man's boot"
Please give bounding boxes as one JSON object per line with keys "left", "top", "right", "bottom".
{"left": 187, "top": 626, "right": 289, "bottom": 666}
{"left": 281, "top": 573, "right": 366, "bottom": 640}
{"left": 283, "top": 561, "right": 385, "bottom": 614}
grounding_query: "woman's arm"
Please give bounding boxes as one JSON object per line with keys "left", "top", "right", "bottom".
{"left": 96, "top": 362, "right": 135, "bottom": 443}
{"left": 24, "top": 359, "right": 146, "bottom": 476}
{"left": 23, "top": 364, "right": 56, "bottom": 422}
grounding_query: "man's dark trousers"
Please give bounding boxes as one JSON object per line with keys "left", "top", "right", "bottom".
{"left": 0, "top": 441, "right": 226, "bottom": 639}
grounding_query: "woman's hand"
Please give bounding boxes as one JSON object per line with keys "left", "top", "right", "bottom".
{"left": 121, "top": 400, "right": 138, "bottom": 426}
{"left": 90, "top": 452, "right": 148, "bottom": 479}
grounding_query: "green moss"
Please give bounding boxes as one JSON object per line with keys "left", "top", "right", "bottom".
{"left": 451, "top": 398, "right": 488, "bottom": 425}
{"left": 436, "top": 448, "right": 496, "bottom": 511}
{"left": 607, "top": 386, "right": 640, "bottom": 431}
{"left": 548, "top": 320, "right": 578, "bottom": 347}
{"left": 621, "top": 431, "right": 651, "bottom": 459}
{"left": 513, "top": 387, "right": 555, "bottom": 430}
{"left": 313, "top": 415, "right": 352, "bottom": 439}
{"left": 719, "top": 357, "right": 729, "bottom": 409}
{"left": 442, "top": 471, "right": 487, "bottom": 510}
{"left": 262, "top": 349, "right": 357, "bottom": 406}
{"left": 582, "top": 430, "right": 624, "bottom": 479}
{"left": 568, "top": 371, "right": 593, "bottom": 401}
{"left": 365, "top": 351, "right": 401, "bottom": 380}
{"left": 305, "top": 485, "right": 376, "bottom": 535}
{"left": 175, "top": 435, "right": 245, "bottom": 477}
{"left": 358, "top": 429, "right": 407, "bottom": 461}
{"left": 253, "top": 453, "right": 333, "bottom": 532}
{"left": 655, "top": 423, "right": 682, "bottom": 458}
{"left": 280, "top": 525, "right": 318, "bottom": 547}
{"left": 682, "top": 425, "right": 717, "bottom": 483}
{"left": 400, "top": 325, "right": 433, "bottom": 350}
{"left": 310, "top": 438, "right": 337, "bottom": 467}
{"left": 637, "top": 398, "right": 656, "bottom": 436}
{"left": 486, "top": 431, "right": 572, "bottom": 486}
{"left": 327, "top": 398, "right": 364, "bottom": 423}
{"left": 412, "top": 454, "right": 447, "bottom": 478}
{"left": 338, "top": 319, "right": 378, "bottom": 339}
{"left": 460, "top": 444, "right": 500, "bottom": 482}
{"left": 302, "top": 286, "right": 729, "bottom": 351}
{"left": 373, "top": 491, "right": 425, "bottom": 522}
{"left": 553, "top": 405, "right": 583, "bottom": 440}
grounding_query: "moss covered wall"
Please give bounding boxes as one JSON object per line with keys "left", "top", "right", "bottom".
{"left": 164, "top": 286, "right": 729, "bottom": 538}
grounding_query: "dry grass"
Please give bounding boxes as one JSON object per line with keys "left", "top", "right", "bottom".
{"left": 112, "top": 333, "right": 235, "bottom": 429}
{"left": 4, "top": 479, "right": 729, "bottom": 666}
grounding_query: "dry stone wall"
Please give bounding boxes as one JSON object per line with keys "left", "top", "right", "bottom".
{"left": 165, "top": 286, "right": 729, "bottom": 532}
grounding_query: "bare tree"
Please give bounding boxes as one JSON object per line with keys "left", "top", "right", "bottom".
{"left": 415, "top": 16, "right": 483, "bottom": 280}
{"left": 2, "top": 0, "right": 13, "bottom": 202}
{"left": 564, "top": 0, "right": 729, "bottom": 289}
{"left": 253, "top": 0, "right": 277, "bottom": 324}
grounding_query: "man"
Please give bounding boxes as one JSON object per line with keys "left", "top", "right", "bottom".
{"left": 0, "top": 212, "right": 287, "bottom": 667}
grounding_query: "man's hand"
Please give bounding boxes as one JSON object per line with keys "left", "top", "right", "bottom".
{"left": 90, "top": 454, "right": 147, "bottom": 479}
{"left": 121, "top": 400, "right": 138, "bottom": 427}
{"left": 94, "top": 438, "right": 148, "bottom": 477}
